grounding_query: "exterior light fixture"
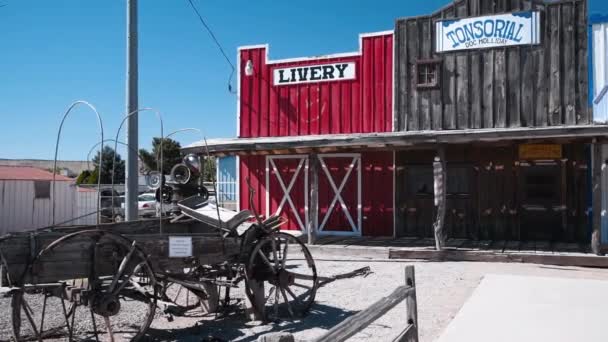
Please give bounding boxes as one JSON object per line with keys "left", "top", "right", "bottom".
{"left": 245, "top": 60, "right": 254, "bottom": 76}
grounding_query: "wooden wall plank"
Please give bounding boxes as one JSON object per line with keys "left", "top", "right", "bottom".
{"left": 396, "top": 22, "right": 408, "bottom": 131}
{"left": 442, "top": 8, "right": 456, "bottom": 130}
{"left": 455, "top": 4, "right": 469, "bottom": 129}
{"left": 548, "top": 5, "right": 562, "bottom": 126}
{"left": 494, "top": 50, "right": 507, "bottom": 128}
{"left": 576, "top": 0, "right": 589, "bottom": 124}
{"left": 483, "top": 51, "right": 495, "bottom": 128}
{"left": 521, "top": 50, "right": 534, "bottom": 126}
{"left": 562, "top": 3, "right": 576, "bottom": 125}
{"left": 507, "top": 49, "right": 521, "bottom": 127}
{"left": 407, "top": 20, "right": 420, "bottom": 131}
{"left": 420, "top": 19, "right": 432, "bottom": 130}
{"left": 470, "top": 53, "right": 482, "bottom": 128}
{"left": 431, "top": 13, "right": 443, "bottom": 130}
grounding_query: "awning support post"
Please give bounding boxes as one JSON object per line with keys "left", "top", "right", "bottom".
{"left": 433, "top": 147, "right": 447, "bottom": 251}
{"left": 307, "top": 153, "right": 319, "bottom": 245}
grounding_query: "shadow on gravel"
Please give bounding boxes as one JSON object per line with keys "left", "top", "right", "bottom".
{"left": 144, "top": 303, "right": 357, "bottom": 342}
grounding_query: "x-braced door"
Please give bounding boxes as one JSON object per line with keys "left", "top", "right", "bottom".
{"left": 266, "top": 155, "right": 309, "bottom": 232}
{"left": 317, "top": 154, "right": 362, "bottom": 236}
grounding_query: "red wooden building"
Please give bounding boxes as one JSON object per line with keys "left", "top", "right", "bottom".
{"left": 228, "top": 31, "right": 395, "bottom": 238}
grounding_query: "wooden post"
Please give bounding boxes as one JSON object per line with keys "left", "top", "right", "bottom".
{"left": 405, "top": 265, "right": 418, "bottom": 340}
{"left": 245, "top": 279, "right": 265, "bottom": 321}
{"left": 308, "top": 153, "right": 319, "bottom": 245}
{"left": 591, "top": 143, "right": 603, "bottom": 255}
{"left": 433, "top": 147, "right": 447, "bottom": 250}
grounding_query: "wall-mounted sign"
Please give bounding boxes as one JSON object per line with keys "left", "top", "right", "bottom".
{"left": 169, "top": 236, "right": 192, "bottom": 258}
{"left": 518, "top": 144, "right": 562, "bottom": 160}
{"left": 273, "top": 62, "right": 356, "bottom": 86}
{"left": 435, "top": 11, "right": 541, "bottom": 52}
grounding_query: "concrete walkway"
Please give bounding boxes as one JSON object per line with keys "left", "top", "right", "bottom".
{"left": 437, "top": 274, "right": 608, "bottom": 342}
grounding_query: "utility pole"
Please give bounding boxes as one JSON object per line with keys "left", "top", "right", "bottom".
{"left": 125, "top": 0, "right": 139, "bottom": 221}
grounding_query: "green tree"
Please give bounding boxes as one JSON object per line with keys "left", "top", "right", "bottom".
{"left": 139, "top": 137, "right": 182, "bottom": 174}
{"left": 75, "top": 170, "right": 91, "bottom": 185}
{"left": 91, "top": 146, "right": 125, "bottom": 184}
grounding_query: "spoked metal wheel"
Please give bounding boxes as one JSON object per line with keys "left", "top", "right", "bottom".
{"left": 161, "top": 280, "right": 203, "bottom": 312}
{"left": 244, "top": 232, "right": 318, "bottom": 321}
{"left": 12, "top": 230, "right": 157, "bottom": 341}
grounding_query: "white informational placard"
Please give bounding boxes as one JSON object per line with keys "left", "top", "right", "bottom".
{"left": 435, "top": 11, "right": 541, "bottom": 53}
{"left": 169, "top": 236, "right": 193, "bottom": 258}
{"left": 273, "top": 62, "right": 356, "bottom": 86}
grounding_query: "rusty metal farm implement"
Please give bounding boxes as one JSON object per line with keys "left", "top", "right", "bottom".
{"left": 0, "top": 196, "right": 318, "bottom": 341}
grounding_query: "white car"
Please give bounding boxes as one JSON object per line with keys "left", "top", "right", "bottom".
{"left": 138, "top": 193, "right": 157, "bottom": 217}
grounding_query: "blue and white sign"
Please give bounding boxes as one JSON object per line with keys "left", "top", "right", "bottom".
{"left": 435, "top": 11, "right": 541, "bottom": 52}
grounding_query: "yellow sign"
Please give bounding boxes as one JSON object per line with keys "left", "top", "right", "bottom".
{"left": 518, "top": 144, "right": 562, "bottom": 160}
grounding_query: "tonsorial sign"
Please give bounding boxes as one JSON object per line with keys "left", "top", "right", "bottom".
{"left": 273, "top": 62, "right": 356, "bottom": 86}
{"left": 435, "top": 11, "right": 540, "bottom": 52}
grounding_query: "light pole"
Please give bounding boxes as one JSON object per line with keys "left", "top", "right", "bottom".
{"left": 125, "top": 0, "right": 139, "bottom": 221}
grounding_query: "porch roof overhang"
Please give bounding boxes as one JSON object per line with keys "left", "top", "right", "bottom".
{"left": 183, "top": 124, "right": 608, "bottom": 156}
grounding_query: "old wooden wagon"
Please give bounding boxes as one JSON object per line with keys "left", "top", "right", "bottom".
{"left": 0, "top": 196, "right": 318, "bottom": 341}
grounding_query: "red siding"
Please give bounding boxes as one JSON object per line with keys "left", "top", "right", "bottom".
{"left": 238, "top": 32, "right": 393, "bottom": 138}
{"left": 239, "top": 151, "right": 394, "bottom": 236}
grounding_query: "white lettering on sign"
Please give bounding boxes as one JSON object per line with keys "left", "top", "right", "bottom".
{"left": 169, "top": 236, "right": 193, "bottom": 258}
{"left": 435, "top": 11, "right": 540, "bottom": 52}
{"left": 273, "top": 62, "right": 356, "bottom": 86}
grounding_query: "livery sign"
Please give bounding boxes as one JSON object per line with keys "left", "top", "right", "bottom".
{"left": 273, "top": 62, "right": 356, "bottom": 86}
{"left": 435, "top": 11, "right": 541, "bottom": 52}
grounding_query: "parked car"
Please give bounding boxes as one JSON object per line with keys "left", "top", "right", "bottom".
{"left": 99, "top": 189, "right": 125, "bottom": 223}
{"left": 138, "top": 193, "right": 157, "bottom": 217}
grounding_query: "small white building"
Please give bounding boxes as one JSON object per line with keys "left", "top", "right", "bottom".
{"left": 0, "top": 166, "right": 76, "bottom": 234}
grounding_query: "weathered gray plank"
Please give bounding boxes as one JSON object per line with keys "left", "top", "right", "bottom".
{"left": 507, "top": 49, "right": 521, "bottom": 127}
{"left": 470, "top": 53, "right": 482, "bottom": 128}
{"left": 407, "top": 20, "right": 419, "bottom": 131}
{"left": 420, "top": 19, "right": 432, "bottom": 130}
{"left": 483, "top": 51, "right": 494, "bottom": 128}
{"left": 548, "top": 5, "right": 562, "bottom": 125}
{"left": 521, "top": 50, "right": 534, "bottom": 126}
{"left": 431, "top": 13, "right": 443, "bottom": 130}
{"left": 494, "top": 50, "right": 507, "bottom": 128}
{"left": 456, "top": 54, "right": 469, "bottom": 129}
{"left": 397, "top": 22, "right": 408, "bottom": 131}
{"left": 562, "top": 3, "right": 576, "bottom": 125}
{"left": 576, "top": 0, "right": 589, "bottom": 124}
{"left": 443, "top": 7, "right": 456, "bottom": 130}
{"left": 455, "top": 4, "right": 469, "bottom": 129}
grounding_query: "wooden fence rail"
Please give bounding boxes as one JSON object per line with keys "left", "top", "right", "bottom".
{"left": 258, "top": 265, "right": 419, "bottom": 342}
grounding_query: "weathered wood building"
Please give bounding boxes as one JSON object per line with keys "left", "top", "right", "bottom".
{"left": 184, "top": 0, "right": 608, "bottom": 254}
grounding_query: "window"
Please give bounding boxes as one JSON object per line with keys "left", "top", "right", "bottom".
{"left": 34, "top": 181, "right": 51, "bottom": 199}
{"left": 415, "top": 59, "right": 441, "bottom": 89}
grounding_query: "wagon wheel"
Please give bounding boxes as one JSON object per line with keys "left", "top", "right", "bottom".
{"left": 162, "top": 281, "right": 202, "bottom": 312}
{"left": 12, "top": 230, "right": 157, "bottom": 341}
{"left": 244, "top": 232, "right": 318, "bottom": 321}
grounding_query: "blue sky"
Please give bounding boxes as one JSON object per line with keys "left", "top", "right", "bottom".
{"left": 1, "top": 0, "right": 608, "bottom": 160}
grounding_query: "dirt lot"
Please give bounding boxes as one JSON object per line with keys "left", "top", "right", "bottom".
{"left": 2, "top": 251, "right": 608, "bottom": 341}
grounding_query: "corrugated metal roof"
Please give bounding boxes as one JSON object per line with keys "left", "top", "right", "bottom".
{"left": 0, "top": 166, "right": 74, "bottom": 181}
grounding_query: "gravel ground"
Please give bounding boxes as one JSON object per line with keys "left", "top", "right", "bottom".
{"left": 3, "top": 251, "right": 608, "bottom": 342}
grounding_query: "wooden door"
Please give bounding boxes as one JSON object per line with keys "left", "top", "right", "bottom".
{"left": 519, "top": 162, "right": 562, "bottom": 241}
{"left": 266, "top": 155, "right": 309, "bottom": 232}
{"left": 317, "top": 154, "right": 362, "bottom": 236}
